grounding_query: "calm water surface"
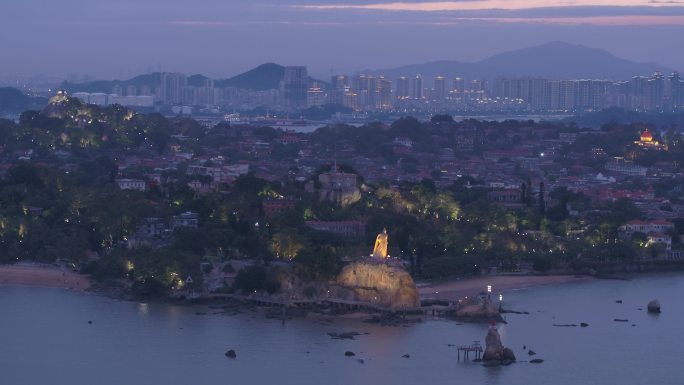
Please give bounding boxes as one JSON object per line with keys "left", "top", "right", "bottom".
{"left": 2, "top": 274, "right": 683, "bottom": 385}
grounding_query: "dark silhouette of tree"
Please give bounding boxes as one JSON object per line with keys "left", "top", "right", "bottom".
{"left": 430, "top": 114, "right": 454, "bottom": 123}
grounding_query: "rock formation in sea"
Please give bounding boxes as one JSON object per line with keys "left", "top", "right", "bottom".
{"left": 647, "top": 300, "right": 661, "bottom": 314}
{"left": 456, "top": 296, "right": 500, "bottom": 321}
{"left": 482, "top": 323, "right": 516, "bottom": 363}
{"left": 331, "top": 261, "right": 420, "bottom": 309}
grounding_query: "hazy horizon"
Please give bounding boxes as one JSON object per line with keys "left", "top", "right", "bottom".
{"left": 2, "top": 0, "right": 684, "bottom": 80}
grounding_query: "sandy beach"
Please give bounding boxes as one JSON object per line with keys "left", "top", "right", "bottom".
{"left": 417, "top": 274, "right": 592, "bottom": 301}
{"left": 0, "top": 263, "right": 90, "bottom": 290}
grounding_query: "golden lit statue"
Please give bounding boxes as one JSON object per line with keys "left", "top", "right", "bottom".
{"left": 372, "top": 228, "right": 389, "bottom": 258}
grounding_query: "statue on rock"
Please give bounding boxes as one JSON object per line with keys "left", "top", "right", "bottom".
{"left": 372, "top": 228, "right": 389, "bottom": 258}
{"left": 332, "top": 227, "right": 420, "bottom": 309}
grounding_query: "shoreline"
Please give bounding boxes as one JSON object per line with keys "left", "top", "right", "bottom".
{"left": 0, "top": 262, "right": 660, "bottom": 308}
{"left": 417, "top": 274, "right": 592, "bottom": 301}
{"left": 0, "top": 263, "right": 595, "bottom": 305}
{"left": 0, "top": 263, "right": 91, "bottom": 291}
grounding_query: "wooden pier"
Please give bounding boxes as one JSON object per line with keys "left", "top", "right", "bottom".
{"left": 457, "top": 341, "right": 483, "bottom": 361}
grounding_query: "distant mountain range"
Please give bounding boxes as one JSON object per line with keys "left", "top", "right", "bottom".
{"left": 215, "top": 63, "right": 285, "bottom": 90}
{"left": 0, "top": 88, "right": 47, "bottom": 114}
{"left": 61, "top": 63, "right": 287, "bottom": 94}
{"left": 366, "top": 42, "right": 674, "bottom": 81}
{"left": 56, "top": 42, "right": 678, "bottom": 95}
{"left": 60, "top": 73, "right": 161, "bottom": 94}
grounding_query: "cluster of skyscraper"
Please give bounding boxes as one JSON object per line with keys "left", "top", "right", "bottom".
{"left": 159, "top": 73, "right": 219, "bottom": 106}
{"left": 297, "top": 69, "right": 684, "bottom": 113}
{"left": 491, "top": 72, "right": 684, "bottom": 111}
{"left": 308, "top": 72, "right": 482, "bottom": 112}
{"left": 327, "top": 74, "right": 393, "bottom": 111}
{"left": 89, "top": 66, "right": 684, "bottom": 114}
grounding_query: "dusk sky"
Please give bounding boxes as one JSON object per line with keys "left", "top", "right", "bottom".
{"left": 2, "top": 0, "right": 684, "bottom": 80}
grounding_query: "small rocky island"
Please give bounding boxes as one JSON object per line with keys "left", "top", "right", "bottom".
{"left": 482, "top": 322, "right": 516, "bottom": 366}
{"left": 647, "top": 300, "right": 661, "bottom": 314}
{"left": 456, "top": 296, "right": 501, "bottom": 321}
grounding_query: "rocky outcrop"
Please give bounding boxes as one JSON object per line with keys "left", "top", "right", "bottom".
{"left": 647, "top": 300, "right": 661, "bottom": 314}
{"left": 333, "top": 261, "right": 420, "bottom": 309}
{"left": 41, "top": 91, "right": 83, "bottom": 119}
{"left": 483, "top": 326, "right": 516, "bottom": 363}
{"left": 456, "top": 297, "right": 500, "bottom": 321}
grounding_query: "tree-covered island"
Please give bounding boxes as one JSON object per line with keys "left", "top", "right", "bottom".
{"left": 1, "top": 92, "right": 684, "bottom": 300}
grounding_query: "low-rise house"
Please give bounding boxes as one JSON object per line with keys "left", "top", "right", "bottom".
{"left": 393, "top": 137, "right": 414, "bottom": 148}
{"left": 488, "top": 189, "right": 524, "bottom": 208}
{"left": 317, "top": 169, "right": 359, "bottom": 205}
{"left": 482, "top": 148, "right": 533, "bottom": 162}
{"left": 647, "top": 233, "right": 672, "bottom": 250}
{"left": 115, "top": 178, "right": 146, "bottom": 191}
{"left": 127, "top": 218, "right": 172, "bottom": 249}
{"left": 239, "top": 140, "right": 271, "bottom": 155}
{"left": 25, "top": 206, "right": 43, "bottom": 218}
{"left": 139, "top": 218, "right": 168, "bottom": 237}
{"left": 173, "top": 211, "right": 199, "bottom": 229}
{"left": 305, "top": 220, "right": 366, "bottom": 237}
{"left": 621, "top": 220, "right": 674, "bottom": 235}
{"left": 187, "top": 163, "right": 249, "bottom": 184}
{"left": 605, "top": 157, "right": 647, "bottom": 177}
{"left": 263, "top": 198, "right": 298, "bottom": 217}
{"left": 188, "top": 180, "right": 215, "bottom": 195}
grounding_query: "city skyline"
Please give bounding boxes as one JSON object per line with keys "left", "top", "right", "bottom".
{"left": 2, "top": 0, "right": 684, "bottom": 79}
{"left": 66, "top": 67, "right": 683, "bottom": 115}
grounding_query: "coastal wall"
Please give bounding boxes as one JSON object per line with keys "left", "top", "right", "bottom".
{"left": 333, "top": 261, "right": 420, "bottom": 309}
